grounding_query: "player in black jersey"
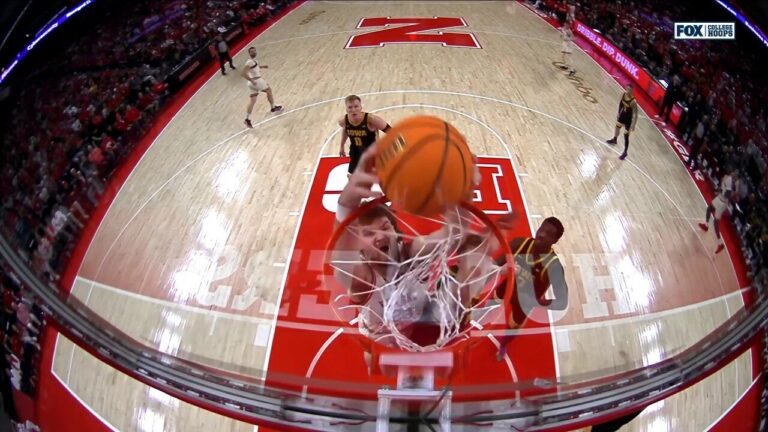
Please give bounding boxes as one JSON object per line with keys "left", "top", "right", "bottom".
{"left": 606, "top": 84, "right": 639, "bottom": 160}
{"left": 338, "top": 95, "right": 391, "bottom": 175}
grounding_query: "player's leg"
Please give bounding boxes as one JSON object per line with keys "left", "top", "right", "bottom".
{"left": 263, "top": 87, "right": 282, "bottom": 112}
{"left": 606, "top": 123, "right": 622, "bottom": 145}
{"left": 712, "top": 216, "right": 725, "bottom": 254}
{"left": 347, "top": 146, "right": 361, "bottom": 177}
{"left": 619, "top": 129, "right": 630, "bottom": 160}
{"left": 218, "top": 53, "right": 227, "bottom": 75}
{"left": 227, "top": 52, "right": 236, "bottom": 70}
{"left": 244, "top": 93, "right": 258, "bottom": 128}
{"left": 699, "top": 202, "right": 715, "bottom": 232}
{"left": 496, "top": 297, "right": 525, "bottom": 361}
{"left": 711, "top": 198, "right": 727, "bottom": 253}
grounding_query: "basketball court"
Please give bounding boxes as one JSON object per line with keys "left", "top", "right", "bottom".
{"left": 39, "top": 1, "right": 755, "bottom": 430}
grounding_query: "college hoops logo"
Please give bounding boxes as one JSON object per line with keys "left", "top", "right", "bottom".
{"left": 674, "top": 22, "right": 735, "bottom": 40}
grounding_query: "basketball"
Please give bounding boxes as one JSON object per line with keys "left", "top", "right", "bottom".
{"left": 375, "top": 115, "right": 475, "bottom": 216}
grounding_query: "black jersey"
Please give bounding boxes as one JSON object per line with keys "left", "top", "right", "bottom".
{"left": 345, "top": 113, "right": 378, "bottom": 173}
{"left": 345, "top": 113, "right": 377, "bottom": 151}
{"left": 618, "top": 94, "right": 636, "bottom": 126}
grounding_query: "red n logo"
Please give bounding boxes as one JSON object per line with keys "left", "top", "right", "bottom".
{"left": 346, "top": 17, "right": 481, "bottom": 49}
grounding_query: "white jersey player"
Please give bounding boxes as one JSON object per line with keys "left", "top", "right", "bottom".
{"left": 241, "top": 46, "right": 282, "bottom": 128}
{"left": 699, "top": 170, "right": 737, "bottom": 254}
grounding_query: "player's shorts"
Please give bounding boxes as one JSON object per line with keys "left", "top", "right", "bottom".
{"left": 616, "top": 114, "right": 632, "bottom": 130}
{"left": 712, "top": 195, "right": 729, "bottom": 219}
{"left": 248, "top": 78, "right": 268, "bottom": 94}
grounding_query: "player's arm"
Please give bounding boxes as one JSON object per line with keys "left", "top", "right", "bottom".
{"left": 368, "top": 114, "right": 392, "bottom": 133}
{"left": 338, "top": 117, "right": 348, "bottom": 156}
{"left": 541, "top": 259, "right": 568, "bottom": 310}
{"left": 333, "top": 146, "right": 381, "bottom": 300}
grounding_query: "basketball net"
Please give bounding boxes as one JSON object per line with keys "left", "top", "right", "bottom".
{"left": 325, "top": 197, "right": 514, "bottom": 353}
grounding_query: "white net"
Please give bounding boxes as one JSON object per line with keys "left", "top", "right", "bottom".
{"left": 328, "top": 203, "right": 509, "bottom": 352}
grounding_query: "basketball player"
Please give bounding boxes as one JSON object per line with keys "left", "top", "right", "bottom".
{"left": 698, "top": 170, "right": 738, "bottom": 254}
{"left": 606, "top": 84, "right": 639, "bottom": 160}
{"left": 559, "top": 26, "right": 576, "bottom": 76}
{"left": 333, "top": 146, "right": 497, "bottom": 351}
{"left": 494, "top": 217, "right": 568, "bottom": 361}
{"left": 338, "top": 95, "right": 391, "bottom": 175}
{"left": 241, "top": 46, "right": 282, "bottom": 128}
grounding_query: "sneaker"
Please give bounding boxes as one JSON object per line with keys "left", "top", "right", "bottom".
{"left": 606, "top": 137, "right": 617, "bottom": 145}
{"left": 619, "top": 153, "right": 627, "bottom": 160}
{"left": 244, "top": 118, "right": 253, "bottom": 128}
{"left": 568, "top": 69, "right": 576, "bottom": 76}
{"left": 698, "top": 223, "right": 709, "bottom": 232}
{"left": 715, "top": 244, "right": 725, "bottom": 254}
{"left": 271, "top": 105, "right": 283, "bottom": 113}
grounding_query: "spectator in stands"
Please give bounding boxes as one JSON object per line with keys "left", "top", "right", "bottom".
{"left": 657, "top": 75, "right": 681, "bottom": 124}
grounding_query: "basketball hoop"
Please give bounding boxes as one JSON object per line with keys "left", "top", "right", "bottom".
{"left": 324, "top": 197, "right": 514, "bottom": 353}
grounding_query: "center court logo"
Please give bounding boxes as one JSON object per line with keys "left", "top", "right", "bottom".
{"left": 674, "top": 22, "right": 735, "bottom": 40}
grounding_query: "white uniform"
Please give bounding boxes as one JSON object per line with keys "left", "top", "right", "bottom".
{"left": 245, "top": 58, "right": 268, "bottom": 93}
{"left": 712, "top": 175, "right": 734, "bottom": 219}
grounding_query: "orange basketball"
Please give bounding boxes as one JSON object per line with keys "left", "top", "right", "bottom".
{"left": 375, "top": 115, "right": 474, "bottom": 216}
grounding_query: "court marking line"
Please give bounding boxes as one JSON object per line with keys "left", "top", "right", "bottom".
{"left": 301, "top": 327, "right": 345, "bottom": 398}
{"left": 487, "top": 334, "right": 521, "bottom": 401}
{"left": 703, "top": 374, "right": 760, "bottom": 431}
{"left": 50, "top": 335, "right": 120, "bottom": 432}
{"left": 74, "top": 275, "right": 748, "bottom": 338}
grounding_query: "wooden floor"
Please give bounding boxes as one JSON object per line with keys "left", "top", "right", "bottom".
{"left": 49, "top": 1, "right": 752, "bottom": 431}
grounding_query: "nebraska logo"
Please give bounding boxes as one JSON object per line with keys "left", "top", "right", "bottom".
{"left": 346, "top": 17, "right": 481, "bottom": 49}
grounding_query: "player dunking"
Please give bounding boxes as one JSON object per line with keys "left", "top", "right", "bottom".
{"left": 494, "top": 217, "right": 569, "bottom": 361}
{"left": 334, "top": 146, "right": 499, "bottom": 353}
{"left": 242, "top": 46, "right": 282, "bottom": 128}
{"left": 698, "top": 170, "right": 737, "bottom": 254}
{"left": 606, "top": 84, "right": 639, "bottom": 160}
{"left": 338, "top": 95, "right": 391, "bottom": 176}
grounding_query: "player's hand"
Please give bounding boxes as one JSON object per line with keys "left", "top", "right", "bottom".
{"left": 631, "top": 126, "right": 636, "bottom": 132}
{"left": 463, "top": 153, "right": 481, "bottom": 202}
{"left": 339, "top": 149, "right": 346, "bottom": 157}
{"left": 338, "top": 144, "right": 382, "bottom": 209}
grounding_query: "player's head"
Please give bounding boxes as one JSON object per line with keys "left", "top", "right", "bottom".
{"left": 345, "top": 95, "right": 362, "bottom": 117}
{"left": 248, "top": 47, "right": 257, "bottom": 58}
{"left": 624, "top": 84, "right": 634, "bottom": 94}
{"left": 535, "top": 216, "right": 564, "bottom": 248}
{"left": 356, "top": 204, "right": 399, "bottom": 262}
